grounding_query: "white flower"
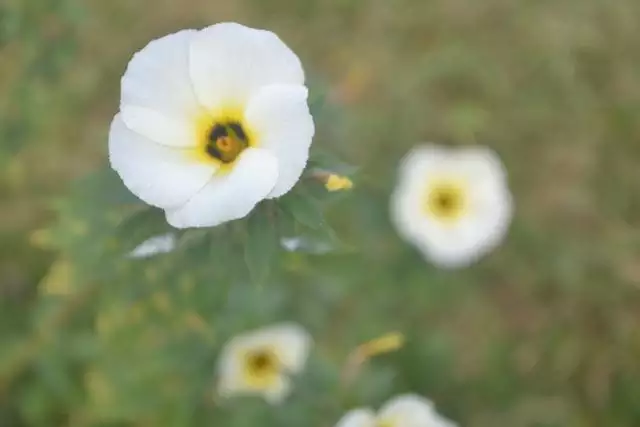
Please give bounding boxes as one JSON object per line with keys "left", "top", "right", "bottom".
{"left": 109, "top": 23, "right": 315, "bottom": 229}
{"left": 127, "top": 233, "right": 176, "bottom": 259}
{"left": 390, "top": 144, "right": 513, "bottom": 268}
{"left": 335, "top": 394, "right": 457, "bottom": 427}
{"left": 216, "top": 323, "right": 311, "bottom": 404}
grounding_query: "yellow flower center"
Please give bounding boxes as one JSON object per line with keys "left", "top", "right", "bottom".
{"left": 205, "top": 122, "right": 248, "bottom": 164}
{"left": 423, "top": 179, "right": 468, "bottom": 222}
{"left": 376, "top": 418, "right": 395, "bottom": 427}
{"left": 242, "top": 347, "right": 280, "bottom": 388}
{"left": 194, "top": 107, "right": 257, "bottom": 173}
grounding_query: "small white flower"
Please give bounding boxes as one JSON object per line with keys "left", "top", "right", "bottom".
{"left": 127, "top": 233, "right": 176, "bottom": 259}
{"left": 109, "top": 23, "right": 314, "bottom": 228}
{"left": 335, "top": 394, "right": 457, "bottom": 427}
{"left": 390, "top": 144, "right": 513, "bottom": 268}
{"left": 216, "top": 323, "right": 311, "bottom": 404}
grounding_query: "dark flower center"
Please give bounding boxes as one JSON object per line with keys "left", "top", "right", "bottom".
{"left": 244, "top": 348, "right": 279, "bottom": 382}
{"left": 205, "top": 121, "right": 249, "bottom": 163}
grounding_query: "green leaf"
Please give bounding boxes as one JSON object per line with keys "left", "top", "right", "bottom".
{"left": 278, "top": 192, "right": 325, "bottom": 230}
{"left": 275, "top": 205, "right": 297, "bottom": 237}
{"left": 115, "top": 207, "right": 173, "bottom": 252}
{"left": 308, "top": 89, "right": 327, "bottom": 118}
{"left": 307, "top": 75, "right": 329, "bottom": 117}
{"left": 307, "top": 149, "right": 359, "bottom": 176}
{"left": 69, "top": 167, "right": 141, "bottom": 210}
{"left": 176, "top": 229, "right": 210, "bottom": 250}
{"left": 244, "top": 207, "right": 279, "bottom": 284}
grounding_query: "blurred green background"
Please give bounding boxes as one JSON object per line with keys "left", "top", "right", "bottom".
{"left": 2, "top": 0, "right": 640, "bottom": 426}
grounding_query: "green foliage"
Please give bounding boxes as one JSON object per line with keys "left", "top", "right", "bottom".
{"left": 244, "top": 204, "right": 280, "bottom": 284}
{"left": 3, "top": 0, "right": 640, "bottom": 426}
{"left": 279, "top": 191, "right": 326, "bottom": 230}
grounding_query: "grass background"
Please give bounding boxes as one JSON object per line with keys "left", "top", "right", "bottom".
{"left": 2, "top": 0, "right": 640, "bottom": 426}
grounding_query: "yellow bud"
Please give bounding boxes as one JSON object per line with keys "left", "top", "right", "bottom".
{"left": 325, "top": 174, "right": 354, "bottom": 192}
{"left": 356, "top": 332, "right": 405, "bottom": 360}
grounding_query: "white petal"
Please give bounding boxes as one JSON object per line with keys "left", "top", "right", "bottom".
{"left": 334, "top": 409, "right": 376, "bottom": 427}
{"left": 421, "top": 190, "right": 512, "bottom": 268}
{"left": 120, "top": 29, "right": 202, "bottom": 148}
{"left": 266, "top": 323, "right": 312, "bottom": 373}
{"left": 391, "top": 144, "right": 513, "bottom": 269}
{"left": 218, "top": 368, "right": 290, "bottom": 404}
{"left": 189, "top": 22, "right": 304, "bottom": 109}
{"left": 165, "top": 148, "right": 278, "bottom": 228}
{"left": 127, "top": 233, "right": 176, "bottom": 259}
{"left": 216, "top": 337, "right": 247, "bottom": 397}
{"left": 262, "top": 376, "right": 292, "bottom": 405}
{"left": 379, "top": 395, "right": 456, "bottom": 427}
{"left": 396, "top": 145, "right": 452, "bottom": 184}
{"left": 120, "top": 106, "right": 198, "bottom": 149}
{"left": 219, "top": 323, "right": 311, "bottom": 373}
{"left": 245, "top": 84, "right": 314, "bottom": 198}
{"left": 109, "top": 115, "right": 215, "bottom": 209}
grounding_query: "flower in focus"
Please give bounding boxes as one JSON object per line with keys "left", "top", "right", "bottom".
{"left": 390, "top": 144, "right": 513, "bottom": 268}
{"left": 127, "top": 233, "right": 176, "bottom": 259}
{"left": 216, "top": 323, "right": 311, "bottom": 404}
{"left": 335, "top": 394, "right": 457, "bottom": 427}
{"left": 109, "top": 23, "right": 315, "bottom": 228}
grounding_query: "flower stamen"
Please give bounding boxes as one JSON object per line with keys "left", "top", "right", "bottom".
{"left": 205, "top": 121, "right": 249, "bottom": 164}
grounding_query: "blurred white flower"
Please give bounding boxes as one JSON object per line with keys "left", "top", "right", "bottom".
{"left": 127, "top": 233, "right": 176, "bottom": 259}
{"left": 390, "top": 144, "right": 513, "bottom": 268}
{"left": 216, "top": 323, "right": 311, "bottom": 404}
{"left": 335, "top": 394, "right": 457, "bottom": 427}
{"left": 109, "top": 23, "right": 314, "bottom": 229}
